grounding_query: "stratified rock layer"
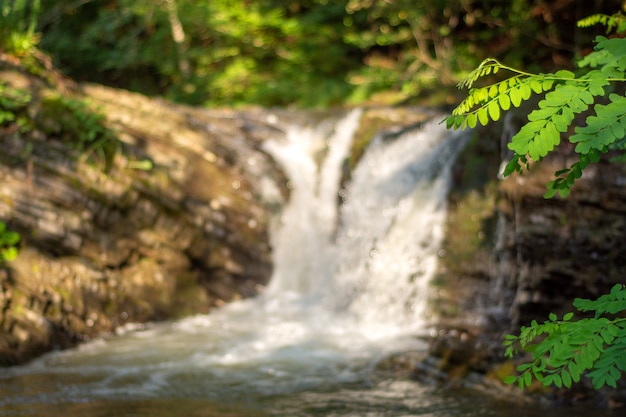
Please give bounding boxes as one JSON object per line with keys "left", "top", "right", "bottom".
{"left": 494, "top": 145, "right": 626, "bottom": 327}
{"left": 423, "top": 117, "right": 626, "bottom": 406}
{"left": 0, "top": 63, "right": 278, "bottom": 365}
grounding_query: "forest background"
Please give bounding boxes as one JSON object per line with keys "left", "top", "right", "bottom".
{"left": 3, "top": 0, "right": 623, "bottom": 109}
{"left": 3, "top": 0, "right": 626, "bottom": 392}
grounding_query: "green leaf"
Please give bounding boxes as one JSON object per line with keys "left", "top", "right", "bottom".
{"left": 571, "top": 95, "right": 626, "bottom": 152}
{"left": 530, "top": 79, "right": 543, "bottom": 94}
{"left": 579, "top": 90, "right": 595, "bottom": 104}
{"left": 488, "top": 85, "right": 498, "bottom": 98}
{"left": 503, "top": 375, "right": 517, "bottom": 385}
{"left": 528, "top": 107, "right": 558, "bottom": 122}
{"left": 510, "top": 88, "right": 522, "bottom": 107}
{"left": 542, "top": 78, "right": 555, "bottom": 91}
{"left": 543, "top": 374, "right": 555, "bottom": 386}
{"left": 508, "top": 120, "right": 546, "bottom": 155}
{"left": 488, "top": 100, "right": 501, "bottom": 121}
{"left": 519, "top": 83, "right": 531, "bottom": 100}
{"left": 499, "top": 93, "right": 511, "bottom": 111}
{"left": 568, "top": 361, "right": 582, "bottom": 383}
{"left": 528, "top": 122, "right": 560, "bottom": 160}
{"left": 554, "top": 69, "right": 575, "bottom": 79}
{"left": 477, "top": 108, "right": 489, "bottom": 126}
{"left": 561, "top": 369, "right": 572, "bottom": 388}
{"left": 458, "top": 58, "right": 506, "bottom": 89}
{"left": 466, "top": 112, "right": 477, "bottom": 128}
{"left": 543, "top": 188, "right": 558, "bottom": 199}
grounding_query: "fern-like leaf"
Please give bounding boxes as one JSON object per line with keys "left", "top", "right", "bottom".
{"left": 577, "top": 12, "right": 626, "bottom": 34}
{"left": 508, "top": 80, "right": 591, "bottom": 160}
{"left": 571, "top": 94, "right": 626, "bottom": 154}
{"left": 457, "top": 58, "right": 503, "bottom": 89}
{"left": 578, "top": 36, "right": 626, "bottom": 77}
{"left": 504, "top": 286, "right": 626, "bottom": 391}
{"left": 574, "top": 284, "right": 626, "bottom": 318}
{"left": 447, "top": 13, "right": 626, "bottom": 201}
{"left": 447, "top": 74, "right": 556, "bottom": 130}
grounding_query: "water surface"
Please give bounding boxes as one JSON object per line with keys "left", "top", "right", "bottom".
{"left": 0, "top": 111, "right": 609, "bottom": 416}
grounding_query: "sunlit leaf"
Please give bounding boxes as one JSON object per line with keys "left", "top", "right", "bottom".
{"left": 488, "top": 100, "right": 500, "bottom": 121}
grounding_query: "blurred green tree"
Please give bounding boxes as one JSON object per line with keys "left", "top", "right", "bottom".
{"left": 36, "top": 0, "right": 623, "bottom": 107}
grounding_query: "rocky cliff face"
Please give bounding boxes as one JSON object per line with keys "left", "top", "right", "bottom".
{"left": 493, "top": 130, "right": 626, "bottom": 330}
{"left": 0, "top": 57, "right": 436, "bottom": 366}
{"left": 433, "top": 111, "right": 626, "bottom": 329}
{"left": 425, "top": 113, "right": 626, "bottom": 406}
{"left": 0, "top": 61, "right": 282, "bottom": 365}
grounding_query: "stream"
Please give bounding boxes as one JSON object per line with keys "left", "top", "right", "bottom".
{"left": 0, "top": 110, "right": 611, "bottom": 416}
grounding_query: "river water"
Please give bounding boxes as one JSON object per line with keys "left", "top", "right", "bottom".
{"left": 0, "top": 110, "right": 611, "bottom": 416}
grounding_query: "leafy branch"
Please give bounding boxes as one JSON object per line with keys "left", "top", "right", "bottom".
{"left": 446, "top": 11, "right": 626, "bottom": 393}
{"left": 578, "top": 13, "right": 626, "bottom": 34}
{"left": 445, "top": 13, "right": 626, "bottom": 198}
{"left": 504, "top": 284, "right": 626, "bottom": 390}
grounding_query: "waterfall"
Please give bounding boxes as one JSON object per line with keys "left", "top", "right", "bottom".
{"left": 2, "top": 109, "right": 469, "bottom": 407}
{"left": 262, "top": 109, "right": 362, "bottom": 297}
{"left": 337, "top": 114, "right": 468, "bottom": 334}
{"left": 261, "top": 109, "right": 468, "bottom": 338}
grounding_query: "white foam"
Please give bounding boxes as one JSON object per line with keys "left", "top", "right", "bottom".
{"left": 8, "top": 110, "right": 468, "bottom": 403}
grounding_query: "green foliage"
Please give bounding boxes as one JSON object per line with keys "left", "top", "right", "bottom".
{"left": 37, "top": 94, "right": 119, "bottom": 169}
{"left": 0, "top": 221, "right": 20, "bottom": 264}
{"left": 0, "top": 82, "right": 31, "bottom": 129}
{"left": 0, "top": 0, "right": 41, "bottom": 57}
{"left": 447, "top": 12, "right": 626, "bottom": 392}
{"left": 37, "top": 0, "right": 597, "bottom": 108}
{"left": 504, "top": 284, "right": 626, "bottom": 390}
{"left": 446, "top": 13, "right": 626, "bottom": 198}
{"left": 1, "top": 81, "right": 120, "bottom": 170}
{"left": 578, "top": 12, "right": 626, "bottom": 33}
{"left": 39, "top": 0, "right": 359, "bottom": 107}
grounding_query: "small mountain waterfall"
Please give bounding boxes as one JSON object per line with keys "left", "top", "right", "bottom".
{"left": 335, "top": 112, "right": 467, "bottom": 333}
{"left": 0, "top": 109, "right": 470, "bottom": 414}
{"left": 262, "top": 109, "right": 468, "bottom": 338}
{"left": 262, "top": 110, "right": 362, "bottom": 298}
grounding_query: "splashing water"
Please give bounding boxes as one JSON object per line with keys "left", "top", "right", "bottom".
{"left": 0, "top": 109, "right": 470, "bottom": 415}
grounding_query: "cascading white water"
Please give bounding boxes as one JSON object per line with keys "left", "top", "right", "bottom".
{"left": 261, "top": 109, "right": 468, "bottom": 339}
{"left": 0, "top": 109, "right": 469, "bottom": 413}
{"left": 336, "top": 114, "right": 467, "bottom": 335}
{"left": 261, "top": 109, "right": 362, "bottom": 298}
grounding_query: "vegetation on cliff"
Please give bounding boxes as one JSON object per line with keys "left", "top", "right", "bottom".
{"left": 0, "top": 221, "right": 19, "bottom": 263}
{"left": 447, "top": 12, "right": 626, "bottom": 391}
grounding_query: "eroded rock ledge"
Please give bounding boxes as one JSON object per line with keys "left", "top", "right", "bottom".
{"left": 0, "top": 64, "right": 282, "bottom": 365}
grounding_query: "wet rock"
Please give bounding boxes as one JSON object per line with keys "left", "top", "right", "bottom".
{"left": 429, "top": 112, "right": 626, "bottom": 407}
{"left": 494, "top": 144, "right": 626, "bottom": 328}
{"left": 0, "top": 59, "right": 277, "bottom": 365}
